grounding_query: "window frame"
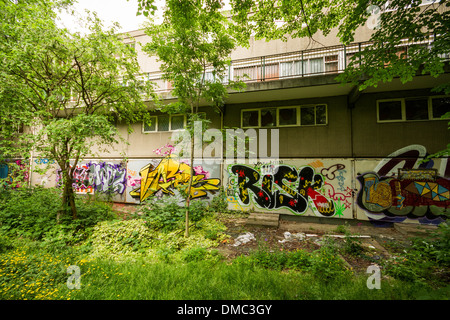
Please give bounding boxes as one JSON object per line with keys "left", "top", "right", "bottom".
{"left": 241, "top": 108, "right": 261, "bottom": 128}
{"left": 241, "top": 104, "right": 328, "bottom": 128}
{"left": 376, "top": 96, "right": 450, "bottom": 123}
{"left": 299, "top": 104, "right": 328, "bottom": 126}
{"left": 277, "top": 106, "right": 299, "bottom": 127}
{"left": 142, "top": 114, "right": 187, "bottom": 133}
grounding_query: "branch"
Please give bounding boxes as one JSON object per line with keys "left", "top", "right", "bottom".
{"left": 73, "top": 55, "right": 92, "bottom": 111}
{"left": 298, "top": 0, "right": 326, "bottom": 48}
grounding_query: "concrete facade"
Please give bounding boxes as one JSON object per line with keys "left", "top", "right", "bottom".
{"left": 19, "top": 23, "right": 450, "bottom": 226}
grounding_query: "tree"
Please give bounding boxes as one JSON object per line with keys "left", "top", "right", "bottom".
{"left": 142, "top": 0, "right": 242, "bottom": 237}
{"left": 227, "top": 0, "right": 450, "bottom": 92}
{"left": 0, "top": 0, "right": 153, "bottom": 220}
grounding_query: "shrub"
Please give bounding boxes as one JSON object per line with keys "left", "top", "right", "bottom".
{"left": 0, "top": 187, "right": 60, "bottom": 240}
{"left": 137, "top": 196, "right": 211, "bottom": 232}
{"left": 88, "top": 219, "right": 157, "bottom": 260}
{"left": 0, "top": 187, "right": 116, "bottom": 244}
{"left": 383, "top": 223, "right": 450, "bottom": 287}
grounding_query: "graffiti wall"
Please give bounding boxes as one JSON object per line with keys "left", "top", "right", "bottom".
{"left": 126, "top": 156, "right": 221, "bottom": 204}
{"left": 21, "top": 144, "right": 449, "bottom": 226}
{"left": 225, "top": 159, "right": 354, "bottom": 219}
{"left": 355, "top": 144, "right": 449, "bottom": 225}
{"left": 54, "top": 161, "right": 128, "bottom": 201}
{"left": 0, "top": 160, "right": 29, "bottom": 188}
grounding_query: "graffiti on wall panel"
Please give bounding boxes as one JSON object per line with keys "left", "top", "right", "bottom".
{"left": 228, "top": 164, "right": 337, "bottom": 217}
{"left": 56, "top": 162, "right": 127, "bottom": 194}
{"left": 129, "top": 156, "right": 221, "bottom": 202}
{"left": 357, "top": 171, "right": 449, "bottom": 221}
{"left": 357, "top": 144, "right": 450, "bottom": 224}
{"left": 0, "top": 160, "right": 29, "bottom": 188}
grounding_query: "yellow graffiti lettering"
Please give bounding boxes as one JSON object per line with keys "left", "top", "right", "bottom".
{"left": 130, "top": 156, "right": 220, "bottom": 202}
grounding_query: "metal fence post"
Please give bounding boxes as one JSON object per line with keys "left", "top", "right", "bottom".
{"left": 301, "top": 51, "right": 304, "bottom": 77}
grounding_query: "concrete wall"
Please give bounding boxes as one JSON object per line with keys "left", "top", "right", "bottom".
{"left": 224, "top": 145, "right": 449, "bottom": 226}
{"left": 352, "top": 89, "right": 450, "bottom": 157}
{"left": 224, "top": 95, "right": 353, "bottom": 158}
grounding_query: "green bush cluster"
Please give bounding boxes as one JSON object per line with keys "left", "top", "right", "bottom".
{"left": 383, "top": 223, "right": 450, "bottom": 287}
{"left": 136, "top": 196, "right": 209, "bottom": 232}
{"left": 0, "top": 187, "right": 116, "bottom": 247}
{"left": 88, "top": 219, "right": 158, "bottom": 259}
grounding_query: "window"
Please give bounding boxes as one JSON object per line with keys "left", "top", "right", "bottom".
{"left": 279, "top": 107, "right": 297, "bottom": 126}
{"left": 158, "top": 115, "right": 170, "bottom": 131}
{"left": 280, "top": 61, "right": 304, "bottom": 78}
{"left": 261, "top": 108, "right": 277, "bottom": 127}
{"left": 405, "top": 98, "right": 428, "bottom": 120}
{"left": 378, "top": 100, "right": 403, "bottom": 121}
{"left": 143, "top": 114, "right": 186, "bottom": 132}
{"left": 234, "top": 63, "right": 279, "bottom": 81}
{"left": 377, "top": 96, "right": 450, "bottom": 122}
{"left": 241, "top": 104, "right": 327, "bottom": 128}
{"left": 431, "top": 97, "right": 450, "bottom": 119}
{"left": 171, "top": 115, "right": 185, "bottom": 130}
{"left": 242, "top": 109, "right": 259, "bottom": 127}
{"left": 309, "top": 58, "right": 324, "bottom": 74}
{"left": 143, "top": 116, "right": 157, "bottom": 132}
{"left": 300, "top": 105, "right": 327, "bottom": 126}
{"left": 325, "top": 55, "right": 338, "bottom": 72}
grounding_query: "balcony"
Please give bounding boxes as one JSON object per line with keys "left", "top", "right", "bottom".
{"left": 142, "top": 35, "right": 443, "bottom": 94}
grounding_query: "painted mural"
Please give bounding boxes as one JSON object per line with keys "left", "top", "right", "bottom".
{"left": 356, "top": 144, "right": 449, "bottom": 225}
{"left": 129, "top": 156, "right": 221, "bottom": 202}
{"left": 56, "top": 161, "right": 127, "bottom": 198}
{"left": 226, "top": 160, "right": 353, "bottom": 218}
{"left": 0, "top": 160, "right": 29, "bottom": 189}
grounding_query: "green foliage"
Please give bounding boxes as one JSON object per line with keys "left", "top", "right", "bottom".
{"left": 384, "top": 223, "right": 450, "bottom": 287}
{"left": 137, "top": 196, "right": 210, "bottom": 232}
{"left": 234, "top": 245, "right": 351, "bottom": 282}
{"left": 0, "top": 187, "right": 61, "bottom": 240}
{"left": 88, "top": 219, "right": 157, "bottom": 259}
{"left": 209, "top": 187, "right": 230, "bottom": 213}
{"left": 0, "top": 239, "right": 80, "bottom": 300}
{"left": 0, "top": 0, "right": 154, "bottom": 218}
{"left": 0, "top": 187, "right": 116, "bottom": 243}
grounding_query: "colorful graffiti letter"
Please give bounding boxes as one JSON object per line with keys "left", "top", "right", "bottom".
{"left": 129, "top": 156, "right": 220, "bottom": 202}
{"left": 357, "top": 170, "right": 449, "bottom": 222}
{"left": 229, "top": 164, "right": 335, "bottom": 216}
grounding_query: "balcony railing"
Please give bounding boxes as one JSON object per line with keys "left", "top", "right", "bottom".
{"left": 142, "top": 36, "right": 442, "bottom": 92}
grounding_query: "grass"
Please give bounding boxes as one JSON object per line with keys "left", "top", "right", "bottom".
{"left": 0, "top": 188, "right": 448, "bottom": 300}
{"left": 1, "top": 240, "right": 445, "bottom": 300}
{"left": 59, "top": 258, "right": 444, "bottom": 300}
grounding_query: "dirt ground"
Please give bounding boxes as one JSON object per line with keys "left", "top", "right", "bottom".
{"left": 215, "top": 214, "right": 440, "bottom": 273}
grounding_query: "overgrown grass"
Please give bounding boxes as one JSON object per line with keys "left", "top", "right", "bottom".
{"left": 1, "top": 237, "right": 447, "bottom": 300}
{"left": 0, "top": 187, "right": 449, "bottom": 300}
{"left": 57, "top": 258, "right": 439, "bottom": 300}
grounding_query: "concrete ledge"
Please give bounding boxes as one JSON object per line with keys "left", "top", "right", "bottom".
{"left": 246, "top": 213, "right": 280, "bottom": 227}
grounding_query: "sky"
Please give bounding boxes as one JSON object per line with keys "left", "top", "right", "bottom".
{"left": 57, "top": 0, "right": 161, "bottom": 33}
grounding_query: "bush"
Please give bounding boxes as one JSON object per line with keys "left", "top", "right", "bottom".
{"left": 137, "top": 196, "right": 210, "bottom": 232}
{"left": 0, "top": 187, "right": 60, "bottom": 240}
{"left": 0, "top": 187, "right": 116, "bottom": 244}
{"left": 88, "top": 219, "right": 157, "bottom": 260}
{"left": 383, "top": 223, "right": 450, "bottom": 287}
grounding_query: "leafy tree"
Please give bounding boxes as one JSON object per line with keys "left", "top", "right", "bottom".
{"left": 142, "top": 0, "right": 242, "bottom": 237}
{"left": 0, "top": 0, "right": 153, "bottom": 220}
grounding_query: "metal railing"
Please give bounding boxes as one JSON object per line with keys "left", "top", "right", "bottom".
{"left": 143, "top": 36, "right": 439, "bottom": 92}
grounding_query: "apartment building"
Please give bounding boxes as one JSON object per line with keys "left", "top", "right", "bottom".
{"left": 23, "top": 19, "right": 450, "bottom": 226}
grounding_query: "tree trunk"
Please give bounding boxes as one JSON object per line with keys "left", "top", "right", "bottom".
{"left": 59, "top": 168, "right": 78, "bottom": 222}
{"left": 184, "top": 129, "right": 195, "bottom": 238}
